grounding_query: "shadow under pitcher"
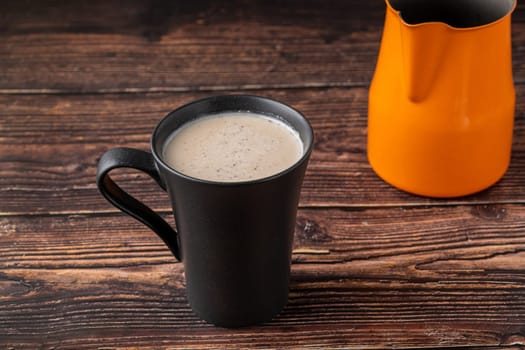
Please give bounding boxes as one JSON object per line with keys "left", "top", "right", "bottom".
{"left": 96, "top": 95, "right": 313, "bottom": 327}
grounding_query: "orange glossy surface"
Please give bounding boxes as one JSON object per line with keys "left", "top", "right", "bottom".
{"left": 368, "top": 0, "right": 516, "bottom": 197}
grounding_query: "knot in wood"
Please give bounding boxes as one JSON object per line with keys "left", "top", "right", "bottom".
{"left": 471, "top": 205, "right": 507, "bottom": 221}
{"left": 295, "top": 217, "right": 331, "bottom": 243}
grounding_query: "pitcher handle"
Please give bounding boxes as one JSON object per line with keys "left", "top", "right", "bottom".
{"left": 96, "top": 147, "right": 181, "bottom": 261}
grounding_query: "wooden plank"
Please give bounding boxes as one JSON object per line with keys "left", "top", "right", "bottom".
{"left": 1, "top": 205, "right": 524, "bottom": 348}
{"left": 1, "top": 88, "right": 525, "bottom": 215}
{"left": 1, "top": 0, "right": 525, "bottom": 92}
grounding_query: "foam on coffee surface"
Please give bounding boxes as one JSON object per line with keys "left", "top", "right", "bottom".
{"left": 163, "top": 112, "right": 304, "bottom": 182}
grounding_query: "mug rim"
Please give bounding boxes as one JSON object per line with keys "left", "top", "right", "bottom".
{"left": 150, "top": 94, "right": 314, "bottom": 187}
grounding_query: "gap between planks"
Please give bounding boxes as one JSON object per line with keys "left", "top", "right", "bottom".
{"left": 1, "top": 200, "right": 524, "bottom": 218}
{"left": 0, "top": 81, "right": 371, "bottom": 96}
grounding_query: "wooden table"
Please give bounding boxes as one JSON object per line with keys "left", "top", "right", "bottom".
{"left": 2, "top": 1, "right": 524, "bottom": 348}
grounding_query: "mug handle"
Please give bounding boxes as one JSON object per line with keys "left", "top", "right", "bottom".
{"left": 96, "top": 147, "right": 181, "bottom": 261}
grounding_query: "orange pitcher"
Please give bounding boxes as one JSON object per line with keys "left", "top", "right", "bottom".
{"left": 368, "top": 0, "right": 516, "bottom": 197}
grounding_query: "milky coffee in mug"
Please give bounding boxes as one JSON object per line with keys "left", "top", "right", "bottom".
{"left": 163, "top": 111, "right": 304, "bottom": 182}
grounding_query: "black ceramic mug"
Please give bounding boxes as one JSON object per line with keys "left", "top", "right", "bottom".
{"left": 96, "top": 95, "right": 313, "bottom": 327}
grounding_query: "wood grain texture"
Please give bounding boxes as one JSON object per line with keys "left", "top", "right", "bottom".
{"left": 1, "top": 88, "right": 525, "bottom": 215}
{"left": 1, "top": 205, "right": 524, "bottom": 348}
{"left": 1, "top": 0, "right": 525, "bottom": 93}
{"left": 2, "top": 0, "right": 525, "bottom": 348}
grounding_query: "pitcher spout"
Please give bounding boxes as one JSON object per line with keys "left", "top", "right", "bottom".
{"left": 399, "top": 22, "right": 448, "bottom": 103}
{"left": 385, "top": 0, "right": 516, "bottom": 103}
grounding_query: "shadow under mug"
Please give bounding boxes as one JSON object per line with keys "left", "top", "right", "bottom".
{"left": 96, "top": 95, "right": 314, "bottom": 327}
